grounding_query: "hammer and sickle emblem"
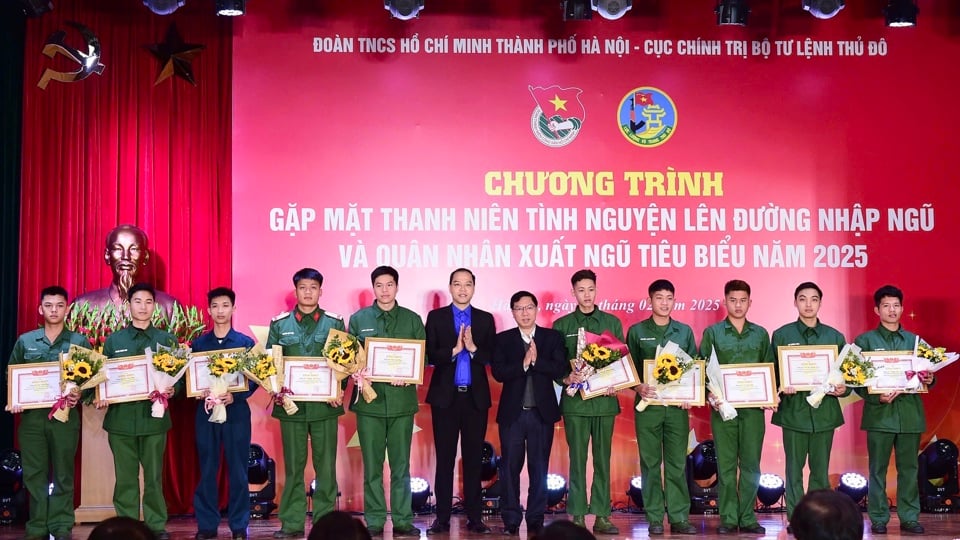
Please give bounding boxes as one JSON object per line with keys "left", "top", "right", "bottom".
{"left": 37, "top": 21, "right": 106, "bottom": 90}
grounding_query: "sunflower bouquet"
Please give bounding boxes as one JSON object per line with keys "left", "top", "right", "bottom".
{"left": 242, "top": 346, "right": 298, "bottom": 415}
{"left": 567, "top": 328, "right": 629, "bottom": 399}
{"left": 806, "top": 344, "right": 854, "bottom": 409}
{"left": 838, "top": 346, "right": 875, "bottom": 387}
{"left": 146, "top": 343, "right": 192, "bottom": 418}
{"left": 204, "top": 352, "right": 246, "bottom": 424}
{"left": 52, "top": 345, "right": 108, "bottom": 422}
{"left": 636, "top": 341, "right": 696, "bottom": 412}
{"left": 323, "top": 329, "right": 377, "bottom": 403}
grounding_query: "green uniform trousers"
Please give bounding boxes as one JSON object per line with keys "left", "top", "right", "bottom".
{"left": 563, "top": 415, "right": 614, "bottom": 517}
{"left": 277, "top": 418, "right": 339, "bottom": 531}
{"left": 356, "top": 414, "right": 414, "bottom": 529}
{"left": 711, "top": 408, "right": 764, "bottom": 528}
{"left": 782, "top": 428, "right": 834, "bottom": 519}
{"left": 18, "top": 409, "right": 79, "bottom": 538}
{"left": 867, "top": 430, "right": 920, "bottom": 525}
{"left": 635, "top": 406, "right": 691, "bottom": 525}
{"left": 107, "top": 432, "right": 168, "bottom": 532}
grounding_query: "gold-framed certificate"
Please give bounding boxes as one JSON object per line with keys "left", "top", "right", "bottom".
{"left": 185, "top": 348, "right": 248, "bottom": 397}
{"left": 365, "top": 337, "right": 426, "bottom": 385}
{"left": 6, "top": 362, "right": 61, "bottom": 410}
{"left": 777, "top": 345, "right": 839, "bottom": 391}
{"left": 863, "top": 351, "right": 927, "bottom": 394}
{"left": 282, "top": 357, "right": 340, "bottom": 402}
{"left": 716, "top": 363, "right": 777, "bottom": 408}
{"left": 97, "top": 355, "right": 153, "bottom": 403}
{"left": 642, "top": 360, "right": 706, "bottom": 406}
{"left": 578, "top": 356, "right": 642, "bottom": 400}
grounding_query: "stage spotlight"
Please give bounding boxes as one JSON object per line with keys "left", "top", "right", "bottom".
{"left": 802, "top": 0, "right": 844, "bottom": 19}
{"left": 216, "top": 0, "right": 245, "bottom": 16}
{"left": 757, "top": 473, "right": 785, "bottom": 508}
{"left": 0, "top": 449, "right": 24, "bottom": 525}
{"left": 385, "top": 0, "right": 424, "bottom": 20}
{"left": 627, "top": 476, "right": 644, "bottom": 509}
{"left": 836, "top": 472, "right": 868, "bottom": 505}
{"left": 687, "top": 440, "right": 719, "bottom": 514}
{"left": 563, "top": 0, "right": 592, "bottom": 21}
{"left": 143, "top": 0, "right": 185, "bottom": 15}
{"left": 919, "top": 439, "right": 959, "bottom": 513}
{"left": 546, "top": 473, "right": 568, "bottom": 508}
{"left": 884, "top": 0, "right": 918, "bottom": 27}
{"left": 411, "top": 476, "right": 433, "bottom": 514}
{"left": 591, "top": 0, "right": 632, "bottom": 20}
{"left": 716, "top": 0, "right": 749, "bottom": 26}
{"left": 248, "top": 444, "right": 276, "bottom": 519}
{"left": 481, "top": 441, "right": 500, "bottom": 483}
{"left": 12, "top": 0, "right": 52, "bottom": 16}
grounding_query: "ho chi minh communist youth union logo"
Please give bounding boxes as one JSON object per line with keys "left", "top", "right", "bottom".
{"left": 528, "top": 85, "right": 585, "bottom": 148}
{"left": 617, "top": 86, "right": 677, "bottom": 148}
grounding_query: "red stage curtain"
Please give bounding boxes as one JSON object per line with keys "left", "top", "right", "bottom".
{"left": 19, "top": 0, "right": 233, "bottom": 514}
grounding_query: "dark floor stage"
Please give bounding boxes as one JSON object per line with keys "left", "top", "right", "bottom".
{"left": 1, "top": 512, "right": 959, "bottom": 540}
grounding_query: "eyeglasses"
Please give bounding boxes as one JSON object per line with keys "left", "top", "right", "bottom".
{"left": 512, "top": 305, "right": 537, "bottom": 313}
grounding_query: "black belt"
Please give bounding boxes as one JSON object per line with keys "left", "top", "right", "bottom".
{"left": 457, "top": 385, "right": 470, "bottom": 392}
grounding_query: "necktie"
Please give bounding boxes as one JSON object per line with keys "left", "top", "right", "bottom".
{"left": 454, "top": 310, "right": 472, "bottom": 386}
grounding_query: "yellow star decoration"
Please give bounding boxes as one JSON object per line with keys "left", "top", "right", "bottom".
{"left": 549, "top": 94, "right": 568, "bottom": 112}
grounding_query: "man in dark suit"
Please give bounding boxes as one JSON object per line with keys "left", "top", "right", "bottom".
{"left": 425, "top": 268, "right": 497, "bottom": 535}
{"left": 492, "top": 290, "right": 569, "bottom": 536}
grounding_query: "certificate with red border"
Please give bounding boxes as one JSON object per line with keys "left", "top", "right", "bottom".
{"left": 283, "top": 357, "right": 340, "bottom": 402}
{"left": 642, "top": 359, "right": 706, "bottom": 406}
{"left": 186, "top": 348, "right": 249, "bottom": 397}
{"left": 777, "top": 345, "right": 838, "bottom": 391}
{"left": 97, "top": 355, "right": 152, "bottom": 403}
{"left": 864, "top": 351, "right": 928, "bottom": 394}
{"left": 717, "top": 363, "right": 777, "bottom": 408}
{"left": 365, "top": 337, "right": 426, "bottom": 384}
{"left": 6, "top": 361, "right": 61, "bottom": 410}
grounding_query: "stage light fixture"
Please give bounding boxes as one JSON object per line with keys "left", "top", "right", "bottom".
{"left": 216, "top": 0, "right": 245, "bottom": 16}
{"left": 687, "top": 440, "right": 719, "bottom": 514}
{"left": 385, "top": 0, "right": 424, "bottom": 20}
{"left": 563, "top": 0, "right": 592, "bottom": 21}
{"left": 143, "top": 0, "right": 185, "bottom": 15}
{"left": 13, "top": 0, "right": 52, "bottom": 16}
{"left": 248, "top": 444, "right": 276, "bottom": 519}
{"left": 546, "top": 473, "right": 568, "bottom": 508}
{"left": 802, "top": 0, "right": 844, "bottom": 19}
{"left": 884, "top": 0, "right": 918, "bottom": 27}
{"left": 0, "top": 449, "right": 24, "bottom": 525}
{"left": 757, "top": 473, "right": 786, "bottom": 508}
{"left": 480, "top": 441, "right": 500, "bottom": 483}
{"left": 627, "top": 475, "right": 644, "bottom": 509}
{"left": 919, "top": 439, "right": 959, "bottom": 513}
{"left": 836, "top": 472, "right": 868, "bottom": 505}
{"left": 591, "top": 0, "right": 632, "bottom": 20}
{"left": 716, "top": 0, "right": 749, "bottom": 26}
{"left": 411, "top": 476, "right": 433, "bottom": 514}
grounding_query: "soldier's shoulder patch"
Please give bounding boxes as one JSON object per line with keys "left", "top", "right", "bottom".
{"left": 271, "top": 311, "right": 291, "bottom": 322}
{"left": 324, "top": 311, "right": 343, "bottom": 321}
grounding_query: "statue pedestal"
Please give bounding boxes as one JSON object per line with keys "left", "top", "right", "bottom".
{"left": 75, "top": 405, "right": 117, "bottom": 523}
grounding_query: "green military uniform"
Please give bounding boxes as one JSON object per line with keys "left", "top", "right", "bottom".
{"left": 626, "top": 317, "right": 697, "bottom": 527}
{"left": 700, "top": 319, "right": 772, "bottom": 530}
{"left": 770, "top": 319, "right": 848, "bottom": 518}
{"left": 266, "top": 308, "right": 345, "bottom": 534}
{"left": 102, "top": 324, "right": 177, "bottom": 533}
{"left": 552, "top": 309, "right": 623, "bottom": 521}
{"left": 8, "top": 328, "right": 89, "bottom": 539}
{"left": 348, "top": 303, "right": 426, "bottom": 531}
{"left": 854, "top": 325, "right": 926, "bottom": 527}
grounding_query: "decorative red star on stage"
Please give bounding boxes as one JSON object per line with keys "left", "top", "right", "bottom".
{"left": 145, "top": 23, "right": 204, "bottom": 86}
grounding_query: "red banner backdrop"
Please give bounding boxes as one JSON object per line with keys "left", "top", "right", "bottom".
{"left": 18, "top": 1, "right": 232, "bottom": 513}
{"left": 232, "top": 1, "right": 960, "bottom": 511}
